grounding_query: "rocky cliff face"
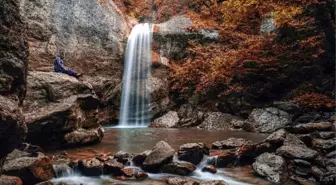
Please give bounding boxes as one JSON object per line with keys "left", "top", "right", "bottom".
{"left": 0, "top": 0, "right": 28, "bottom": 165}
{"left": 19, "top": 0, "right": 130, "bottom": 78}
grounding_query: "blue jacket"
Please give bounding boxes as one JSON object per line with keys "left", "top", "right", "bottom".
{"left": 54, "top": 57, "right": 66, "bottom": 72}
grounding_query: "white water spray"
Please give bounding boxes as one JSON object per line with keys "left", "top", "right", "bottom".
{"left": 119, "top": 23, "right": 153, "bottom": 127}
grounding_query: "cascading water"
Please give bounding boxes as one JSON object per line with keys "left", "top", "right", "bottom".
{"left": 119, "top": 23, "right": 153, "bottom": 127}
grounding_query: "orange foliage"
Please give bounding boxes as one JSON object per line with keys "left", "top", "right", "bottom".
{"left": 293, "top": 93, "right": 335, "bottom": 110}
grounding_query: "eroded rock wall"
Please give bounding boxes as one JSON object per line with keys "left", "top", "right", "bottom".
{"left": 0, "top": 0, "right": 28, "bottom": 164}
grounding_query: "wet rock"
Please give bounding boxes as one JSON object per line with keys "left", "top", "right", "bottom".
{"left": 114, "top": 151, "right": 134, "bottom": 165}
{"left": 202, "top": 165, "right": 217, "bottom": 174}
{"left": 212, "top": 138, "right": 252, "bottom": 149}
{"left": 264, "top": 129, "right": 287, "bottom": 145}
{"left": 248, "top": 107, "right": 292, "bottom": 133}
{"left": 149, "top": 111, "right": 180, "bottom": 128}
{"left": 178, "top": 143, "right": 209, "bottom": 165}
{"left": 0, "top": 175, "right": 22, "bottom": 185}
{"left": 3, "top": 153, "right": 54, "bottom": 184}
{"left": 53, "top": 164, "right": 73, "bottom": 177}
{"left": 161, "top": 162, "right": 196, "bottom": 176}
{"left": 198, "top": 112, "right": 243, "bottom": 131}
{"left": 166, "top": 177, "right": 229, "bottom": 185}
{"left": 312, "top": 138, "right": 336, "bottom": 151}
{"left": 276, "top": 134, "right": 319, "bottom": 160}
{"left": 103, "top": 160, "right": 124, "bottom": 176}
{"left": 252, "top": 153, "right": 288, "bottom": 183}
{"left": 78, "top": 158, "right": 103, "bottom": 176}
{"left": 132, "top": 150, "right": 151, "bottom": 166}
{"left": 166, "top": 177, "right": 199, "bottom": 185}
{"left": 209, "top": 150, "right": 236, "bottom": 167}
{"left": 285, "top": 122, "right": 333, "bottom": 134}
{"left": 297, "top": 134, "right": 314, "bottom": 147}
{"left": 64, "top": 127, "right": 104, "bottom": 146}
{"left": 143, "top": 141, "right": 175, "bottom": 172}
{"left": 115, "top": 168, "right": 148, "bottom": 180}
{"left": 254, "top": 142, "right": 277, "bottom": 156}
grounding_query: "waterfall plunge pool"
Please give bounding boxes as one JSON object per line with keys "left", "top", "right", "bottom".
{"left": 48, "top": 127, "right": 271, "bottom": 185}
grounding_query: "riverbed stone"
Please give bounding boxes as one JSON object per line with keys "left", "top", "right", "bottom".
{"left": 248, "top": 107, "right": 292, "bottom": 133}
{"left": 178, "top": 143, "right": 209, "bottom": 165}
{"left": 149, "top": 111, "right": 180, "bottom": 128}
{"left": 285, "top": 122, "right": 333, "bottom": 134}
{"left": 114, "top": 151, "right": 134, "bottom": 165}
{"left": 0, "top": 175, "right": 22, "bottom": 185}
{"left": 63, "top": 127, "right": 104, "bottom": 146}
{"left": 143, "top": 141, "right": 175, "bottom": 172}
{"left": 202, "top": 165, "right": 217, "bottom": 174}
{"left": 208, "top": 150, "right": 236, "bottom": 167}
{"left": 252, "top": 153, "right": 288, "bottom": 183}
{"left": 212, "top": 138, "right": 252, "bottom": 149}
{"left": 3, "top": 153, "right": 54, "bottom": 184}
{"left": 132, "top": 150, "right": 151, "bottom": 166}
{"left": 276, "top": 134, "right": 318, "bottom": 160}
{"left": 166, "top": 177, "right": 229, "bottom": 185}
{"left": 78, "top": 158, "right": 104, "bottom": 176}
{"left": 104, "top": 160, "right": 124, "bottom": 176}
{"left": 161, "top": 162, "right": 196, "bottom": 176}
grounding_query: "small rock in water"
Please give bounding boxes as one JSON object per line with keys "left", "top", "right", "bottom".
{"left": 209, "top": 150, "right": 236, "bottom": 167}
{"left": 104, "top": 159, "right": 124, "bottom": 176}
{"left": 202, "top": 165, "right": 217, "bottom": 174}
{"left": 143, "top": 141, "right": 175, "bottom": 172}
{"left": 178, "top": 143, "right": 209, "bottom": 165}
{"left": 160, "top": 162, "right": 196, "bottom": 176}
{"left": 114, "top": 151, "right": 133, "bottom": 165}
{"left": 78, "top": 158, "right": 104, "bottom": 176}
{"left": 132, "top": 150, "right": 151, "bottom": 166}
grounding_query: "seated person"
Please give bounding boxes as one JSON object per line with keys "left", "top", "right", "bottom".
{"left": 54, "top": 53, "right": 81, "bottom": 78}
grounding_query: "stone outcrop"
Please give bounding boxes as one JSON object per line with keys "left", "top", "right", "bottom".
{"left": 149, "top": 111, "right": 179, "bottom": 128}
{"left": 198, "top": 112, "right": 244, "bottom": 131}
{"left": 160, "top": 162, "right": 196, "bottom": 176}
{"left": 246, "top": 107, "right": 292, "bottom": 133}
{"left": 23, "top": 72, "right": 103, "bottom": 148}
{"left": 0, "top": 0, "right": 28, "bottom": 171}
{"left": 212, "top": 138, "right": 253, "bottom": 149}
{"left": 19, "top": 0, "right": 129, "bottom": 79}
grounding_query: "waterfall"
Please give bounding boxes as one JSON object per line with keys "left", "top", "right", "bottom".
{"left": 119, "top": 23, "right": 153, "bottom": 127}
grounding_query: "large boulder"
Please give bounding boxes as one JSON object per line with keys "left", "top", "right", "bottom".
{"left": 20, "top": 0, "right": 129, "bottom": 79}
{"left": 247, "top": 107, "right": 292, "bottom": 133}
{"left": 23, "top": 72, "right": 103, "bottom": 149}
{"left": 177, "top": 104, "right": 205, "bottom": 128}
{"left": 3, "top": 150, "right": 55, "bottom": 184}
{"left": 198, "top": 112, "right": 243, "bottom": 131}
{"left": 149, "top": 111, "right": 179, "bottom": 128}
{"left": 77, "top": 158, "right": 104, "bottom": 176}
{"left": 142, "top": 141, "right": 175, "bottom": 172}
{"left": 276, "top": 134, "right": 319, "bottom": 160}
{"left": 178, "top": 143, "right": 209, "bottom": 165}
{"left": 0, "top": 0, "right": 28, "bottom": 169}
{"left": 252, "top": 153, "right": 288, "bottom": 183}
